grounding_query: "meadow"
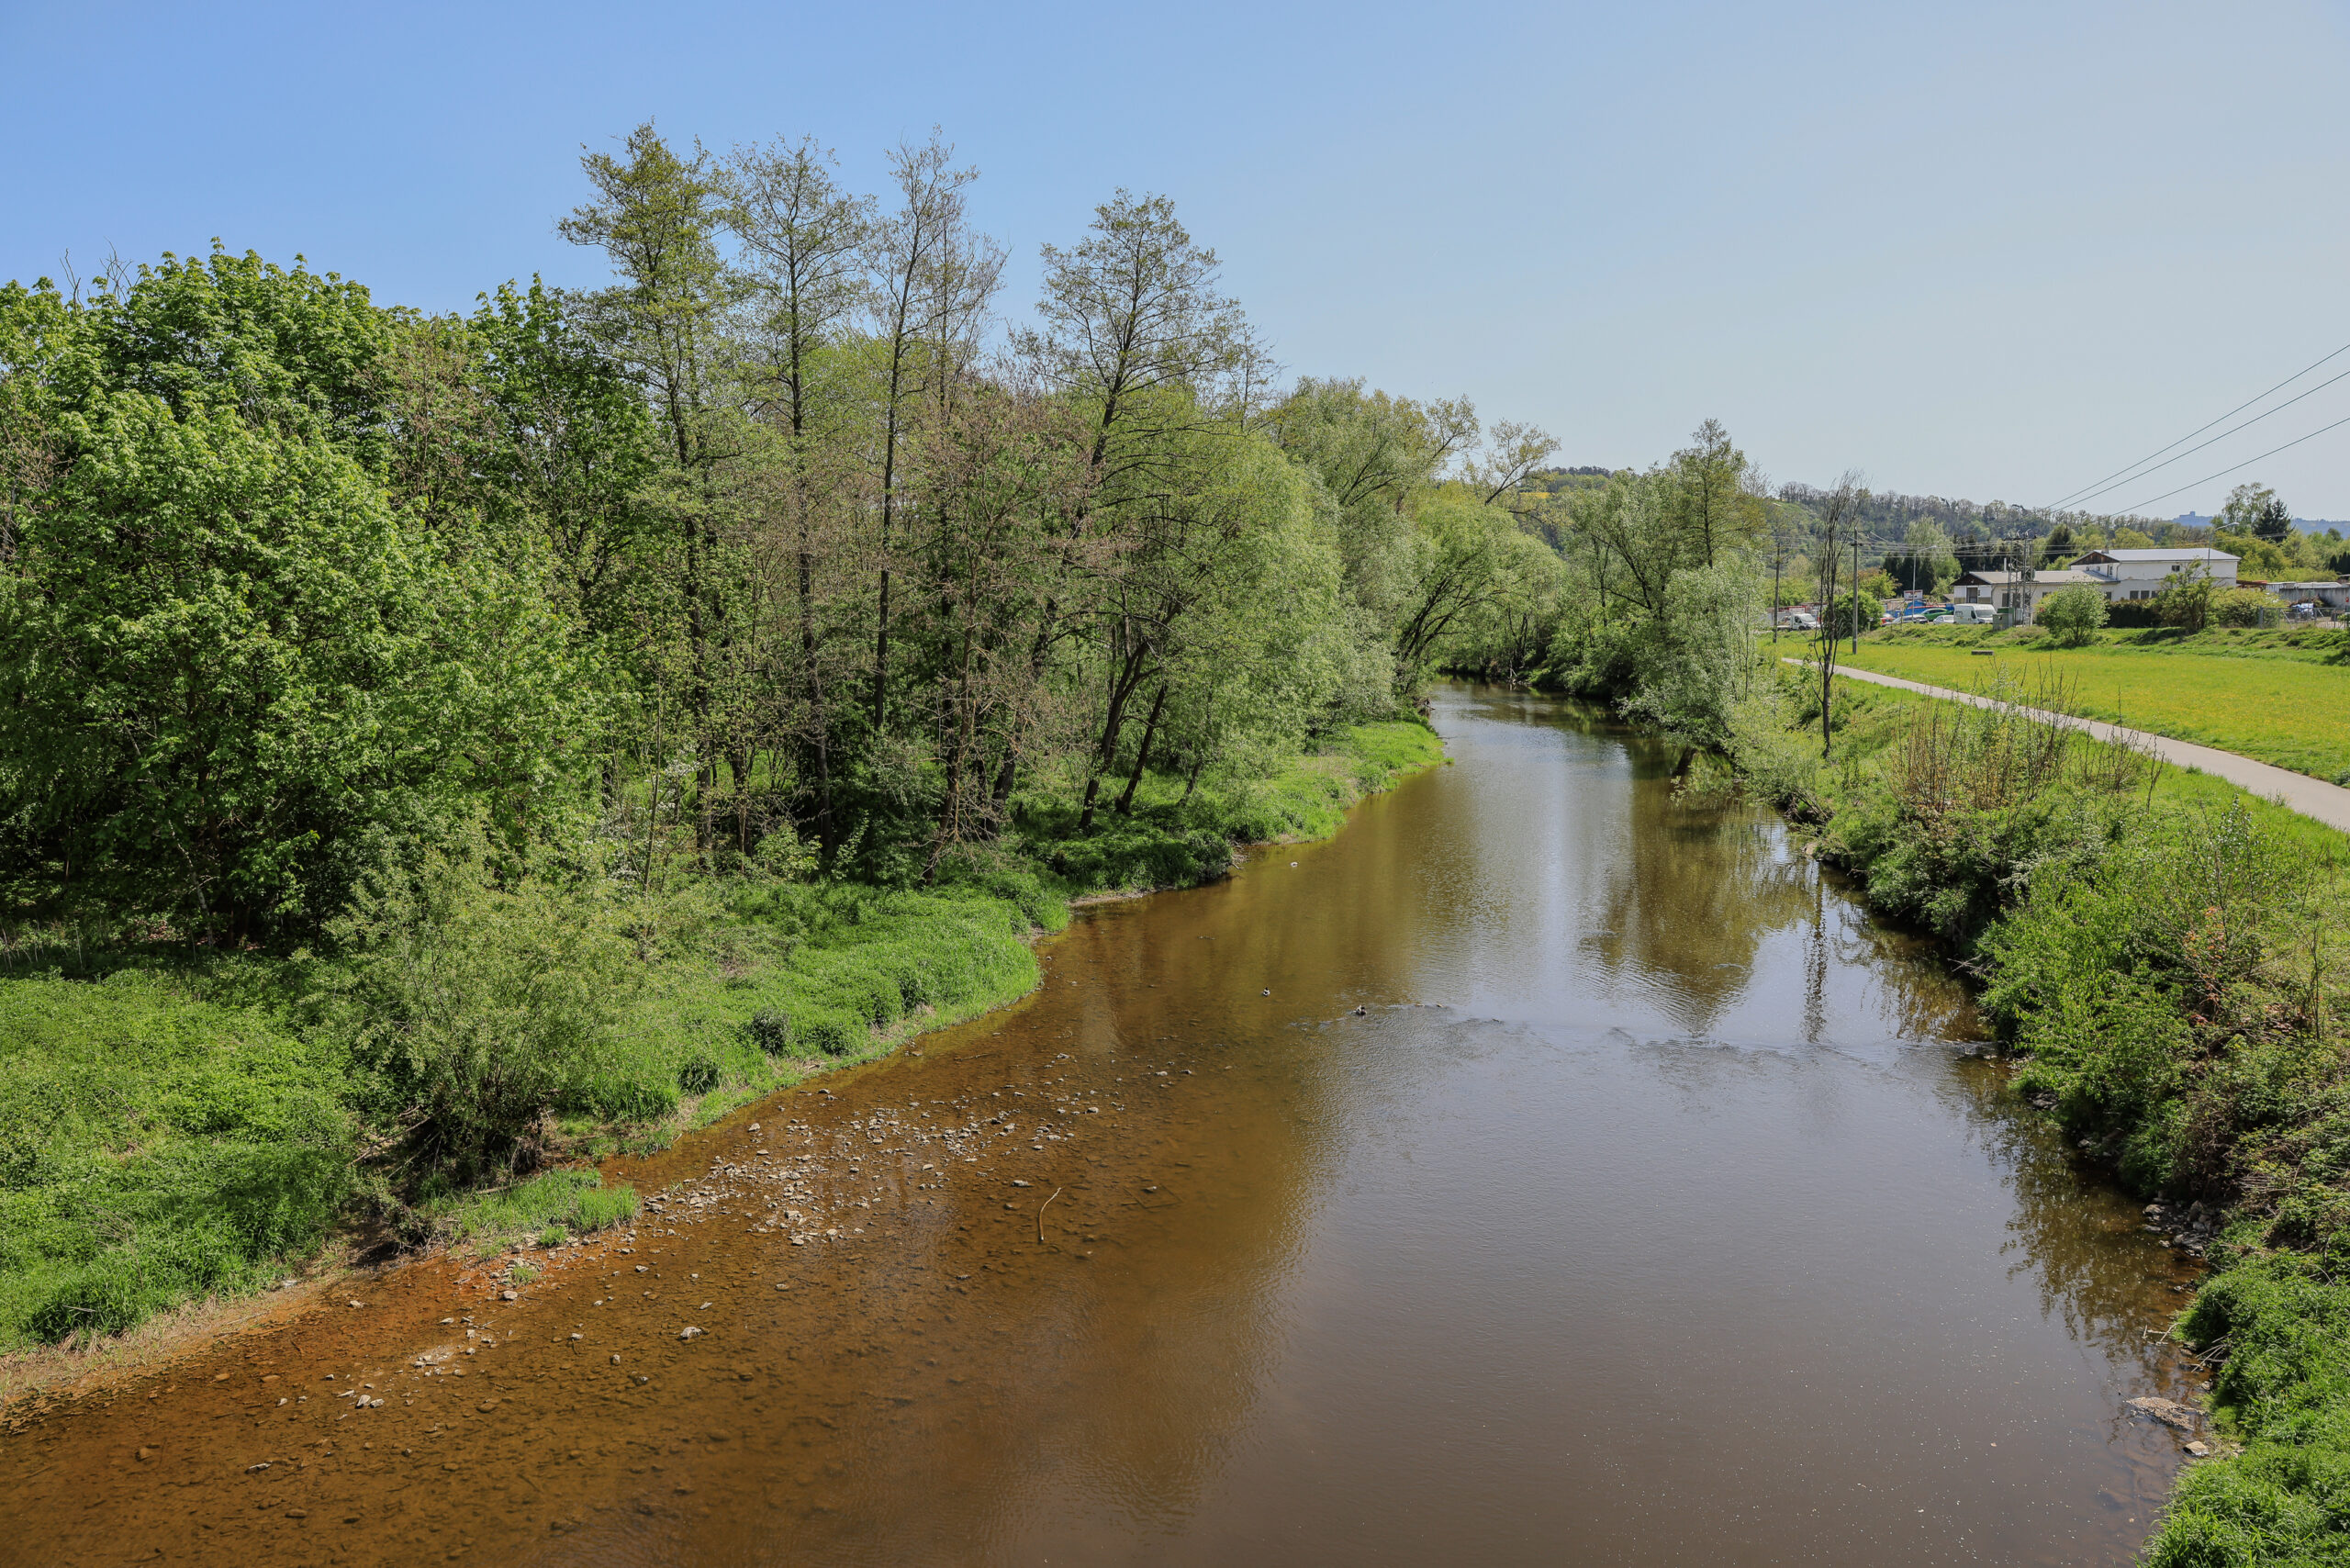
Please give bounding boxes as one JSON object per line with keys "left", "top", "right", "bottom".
{"left": 1836, "top": 625, "right": 2350, "bottom": 784}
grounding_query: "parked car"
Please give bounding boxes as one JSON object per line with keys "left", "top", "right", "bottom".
{"left": 1779, "top": 610, "right": 1818, "bottom": 631}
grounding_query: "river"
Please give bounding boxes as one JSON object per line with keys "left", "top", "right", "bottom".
{"left": 0, "top": 683, "right": 2203, "bottom": 1566}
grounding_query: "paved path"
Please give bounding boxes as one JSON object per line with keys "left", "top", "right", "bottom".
{"left": 1789, "top": 659, "right": 2350, "bottom": 835}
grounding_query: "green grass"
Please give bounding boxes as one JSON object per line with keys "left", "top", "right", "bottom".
{"left": 1816, "top": 677, "right": 2350, "bottom": 859}
{"left": 0, "top": 969, "right": 356, "bottom": 1346}
{"left": 1013, "top": 720, "right": 1446, "bottom": 895}
{"left": 1839, "top": 625, "right": 2350, "bottom": 784}
{"left": 425, "top": 1169, "right": 638, "bottom": 1255}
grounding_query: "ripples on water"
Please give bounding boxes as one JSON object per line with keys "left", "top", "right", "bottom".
{"left": 0, "top": 684, "right": 2204, "bottom": 1568}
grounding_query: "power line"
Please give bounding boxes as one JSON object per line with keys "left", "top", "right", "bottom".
{"left": 2043, "top": 336, "right": 2350, "bottom": 510}
{"left": 2059, "top": 362, "right": 2350, "bottom": 511}
{"left": 2114, "top": 411, "right": 2350, "bottom": 513}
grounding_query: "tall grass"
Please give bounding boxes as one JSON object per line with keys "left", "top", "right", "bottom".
{"left": 0, "top": 970, "right": 355, "bottom": 1346}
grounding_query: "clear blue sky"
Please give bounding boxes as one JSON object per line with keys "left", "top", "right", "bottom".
{"left": 7, "top": 0, "right": 2350, "bottom": 516}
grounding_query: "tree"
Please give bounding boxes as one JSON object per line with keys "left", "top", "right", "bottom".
{"left": 1392, "top": 495, "right": 1518, "bottom": 677}
{"left": 558, "top": 123, "right": 744, "bottom": 843}
{"left": 861, "top": 133, "right": 993, "bottom": 732}
{"left": 1886, "top": 521, "right": 1958, "bottom": 594}
{"left": 1265, "top": 377, "right": 1473, "bottom": 622}
{"left": 1809, "top": 475, "right": 1864, "bottom": 757}
{"left": 2218, "top": 482, "right": 2293, "bottom": 545}
{"left": 0, "top": 266, "right": 593, "bottom": 938}
{"left": 1023, "top": 190, "right": 1271, "bottom": 823}
{"left": 2154, "top": 562, "right": 2218, "bottom": 633}
{"left": 723, "top": 137, "right": 872, "bottom": 846}
{"left": 1663, "top": 419, "right": 1762, "bottom": 567}
{"left": 2037, "top": 584, "right": 2108, "bottom": 646}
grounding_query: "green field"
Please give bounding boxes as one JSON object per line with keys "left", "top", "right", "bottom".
{"left": 1837, "top": 626, "right": 2350, "bottom": 784}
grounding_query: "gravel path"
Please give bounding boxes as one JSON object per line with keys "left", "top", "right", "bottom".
{"left": 1798, "top": 659, "right": 2350, "bottom": 835}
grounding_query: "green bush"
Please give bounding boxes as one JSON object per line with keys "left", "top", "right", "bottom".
{"left": 676, "top": 1051, "right": 721, "bottom": 1093}
{"left": 2212, "top": 587, "right": 2285, "bottom": 628}
{"left": 795, "top": 1011, "right": 858, "bottom": 1057}
{"left": 322, "top": 846, "right": 653, "bottom": 1168}
{"left": 743, "top": 1008, "right": 790, "bottom": 1054}
{"left": 2037, "top": 585, "right": 2109, "bottom": 646}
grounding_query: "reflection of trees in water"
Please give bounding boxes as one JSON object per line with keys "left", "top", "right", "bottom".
{"left": 786, "top": 900, "right": 1340, "bottom": 1556}
{"left": 1943, "top": 1058, "right": 2180, "bottom": 1375}
{"left": 1581, "top": 725, "right": 1818, "bottom": 1036}
{"left": 1815, "top": 885, "right": 1985, "bottom": 1045}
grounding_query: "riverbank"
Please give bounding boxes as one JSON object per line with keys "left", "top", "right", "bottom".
{"left": 1738, "top": 665, "right": 2350, "bottom": 1566}
{"left": 0, "top": 721, "right": 1444, "bottom": 1385}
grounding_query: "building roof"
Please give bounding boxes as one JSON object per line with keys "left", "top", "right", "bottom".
{"left": 1952, "top": 568, "right": 2106, "bottom": 587}
{"left": 2071, "top": 547, "right": 2239, "bottom": 565}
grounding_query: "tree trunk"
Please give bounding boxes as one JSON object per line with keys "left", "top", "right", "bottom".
{"left": 1114, "top": 687, "right": 1168, "bottom": 814}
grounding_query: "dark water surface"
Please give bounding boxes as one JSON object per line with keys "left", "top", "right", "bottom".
{"left": 1, "top": 685, "right": 2204, "bottom": 1566}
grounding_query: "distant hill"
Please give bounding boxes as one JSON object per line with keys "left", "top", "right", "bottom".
{"left": 2174, "top": 512, "right": 2350, "bottom": 535}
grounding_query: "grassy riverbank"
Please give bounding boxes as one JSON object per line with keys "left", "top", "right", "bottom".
{"left": 1840, "top": 624, "right": 2350, "bottom": 785}
{"left": 1737, "top": 667, "right": 2350, "bottom": 1566}
{"left": 0, "top": 721, "right": 1441, "bottom": 1358}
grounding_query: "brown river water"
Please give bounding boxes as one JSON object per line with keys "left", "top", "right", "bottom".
{"left": 0, "top": 684, "right": 2205, "bottom": 1566}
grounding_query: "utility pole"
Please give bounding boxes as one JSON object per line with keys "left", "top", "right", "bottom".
{"left": 1844, "top": 534, "right": 1860, "bottom": 650}
{"left": 1772, "top": 543, "right": 1782, "bottom": 644}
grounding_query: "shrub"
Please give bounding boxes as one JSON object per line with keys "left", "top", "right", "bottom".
{"left": 2212, "top": 587, "right": 2284, "bottom": 628}
{"left": 743, "top": 1008, "right": 790, "bottom": 1054}
{"left": 796, "top": 1011, "right": 858, "bottom": 1057}
{"left": 2037, "top": 585, "right": 2109, "bottom": 646}
{"left": 2155, "top": 571, "right": 2219, "bottom": 632}
{"left": 323, "top": 846, "right": 651, "bottom": 1169}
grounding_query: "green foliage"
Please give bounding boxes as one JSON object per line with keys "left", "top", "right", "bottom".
{"left": 2158, "top": 566, "right": 2222, "bottom": 633}
{"left": 2213, "top": 587, "right": 2285, "bottom": 629}
{"left": 0, "top": 253, "right": 601, "bottom": 940}
{"left": 0, "top": 969, "right": 354, "bottom": 1348}
{"left": 1826, "top": 587, "right": 1883, "bottom": 639}
{"left": 0, "top": 171, "right": 1463, "bottom": 1351}
{"left": 2038, "top": 584, "right": 2109, "bottom": 645}
{"left": 430, "top": 1169, "right": 636, "bottom": 1247}
{"left": 1616, "top": 563, "right": 1762, "bottom": 751}
{"left": 2219, "top": 482, "right": 2298, "bottom": 547}
{"left": 319, "top": 844, "right": 664, "bottom": 1169}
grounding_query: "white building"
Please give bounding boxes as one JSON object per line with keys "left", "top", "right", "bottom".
{"left": 2068, "top": 547, "right": 2240, "bottom": 603}
{"left": 1947, "top": 567, "right": 2108, "bottom": 622}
